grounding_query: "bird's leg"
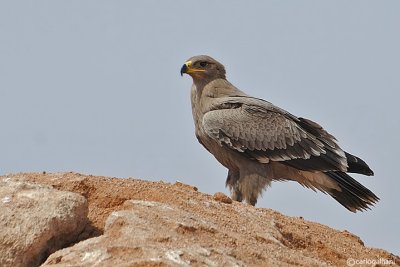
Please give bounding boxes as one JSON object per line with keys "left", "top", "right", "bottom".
{"left": 238, "top": 169, "right": 272, "bottom": 206}
{"left": 226, "top": 170, "right": 242, "bottom": 202}
{"left": 231, "top": 190, "right": 243, "bottom": 203}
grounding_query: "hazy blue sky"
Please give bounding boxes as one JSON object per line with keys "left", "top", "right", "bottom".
{"left": 1, "top": 1, "right": 399, "bottom": 255}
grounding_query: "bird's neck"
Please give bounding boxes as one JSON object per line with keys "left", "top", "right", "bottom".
{"left": 195, "top": 78, "right": 247, "bottom": 98}
{"left": 192, "top": 77, "right": 215, "bottom": 92}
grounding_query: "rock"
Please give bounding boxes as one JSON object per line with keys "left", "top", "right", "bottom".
{"left": 174, "top": 181, "right": 198, "bottom": 191}
{"left": 0, "top": 177, "right": 88, "bottom": 267}
{"left": 213, "top": 192, "right": 233, "bottom": 204}
{"left": 43, "top": 199, "right": 253, "bottom": 266}
{"left": 3, "top": 172, "right": 400, "bottom": 267}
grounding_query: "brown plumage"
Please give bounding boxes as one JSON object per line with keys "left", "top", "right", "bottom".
{"left": 181, "top": 55, "right": 379, "bottom": 212}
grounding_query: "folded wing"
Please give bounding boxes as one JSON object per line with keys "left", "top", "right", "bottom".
{"left": 203, "top": 96, "right": 348, "bottom": 172}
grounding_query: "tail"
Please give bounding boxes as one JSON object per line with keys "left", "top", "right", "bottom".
{"left": 326, "top": 171, "right": 379, "bottom": 212}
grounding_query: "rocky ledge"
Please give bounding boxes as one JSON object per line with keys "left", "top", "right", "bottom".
{"left": 0, "top": 172, "right": 398, "bottom": 267}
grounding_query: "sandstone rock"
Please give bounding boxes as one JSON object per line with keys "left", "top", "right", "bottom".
{"left": 213, "top": 192, "right": 233, "bottom": 204}
{"left": 4, "top": 172, "right": 399, "bottom": 267}
{"left": 43, "top": 200, "right": 254, "bottom": 266}
{"left": 0, "top": 177, "right": 88, "bottom": 267}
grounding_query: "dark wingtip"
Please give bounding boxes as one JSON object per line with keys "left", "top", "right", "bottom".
{"left": 345, "top": 152, "right": 374, "bottom": 176}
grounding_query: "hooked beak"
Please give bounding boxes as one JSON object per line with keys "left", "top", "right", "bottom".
{"left": 180, "top": 60, "right": 205, "bottom": 76}
{"left": 180, "top": 63, "right": 188, "bottom": 76}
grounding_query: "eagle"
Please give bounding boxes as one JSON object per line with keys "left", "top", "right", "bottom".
{"left": 181, "top": 55, "right": 378, "bottom": 212}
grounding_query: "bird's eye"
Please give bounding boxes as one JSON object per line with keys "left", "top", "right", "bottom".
{"left": 199, "top": 61, "right": 208, "bottom": 67}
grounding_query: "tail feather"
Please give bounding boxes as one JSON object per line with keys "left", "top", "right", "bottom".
{"left": 326, "top": 171, "right": 379, "bottom": 212}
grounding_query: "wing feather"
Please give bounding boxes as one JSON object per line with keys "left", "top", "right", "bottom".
{"left": 203, "top": 97, "right": 348, "bottom": 172}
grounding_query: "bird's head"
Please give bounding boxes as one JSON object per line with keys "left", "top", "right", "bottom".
{"left": 180, "top": 55, "right": 226, "bottom": 82}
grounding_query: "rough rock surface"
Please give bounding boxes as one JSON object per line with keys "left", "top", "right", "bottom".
{"left": 3, "top": 172, "right": 399, "bottom": 267}
{"left": 0, "top": 177, "right": 88, "bottom": 267}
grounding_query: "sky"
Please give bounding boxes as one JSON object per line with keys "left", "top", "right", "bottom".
{"left": 1, "top": 1, "right": 399, "bottom": 255}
